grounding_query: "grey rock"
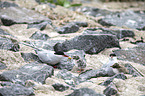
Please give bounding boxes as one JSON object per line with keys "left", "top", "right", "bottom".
{"left": 52, "top": 83, "right": 69, "bottom": 92}
{"left": 83, "top": 27, "right": 135, "bottom": 39}
{"left": 0, "top": 1, "right": 18, "bottom": 8}
{"left": 103, "top": 83, "right": 118, "bottom": 96}
{"left": 27, "top": 21, "right": 51, "bottom": 30}
{"left": 0, "top": 62, "right": 54, "bottom": 84}
{"left": 30, "top": 31, "right": 50, "bottom": 40}
{"left": 113, "top": 43, "right": 145, "bottom": 65}
{"left": 0, "top": 83, "right": 34, "bottom": 96}
{"left": 73, "top": 21, "right": 88, "bottom": 27}
{"left": 0, "top": 62, "right": 7, "bottom": 70}
{"left": 125, "top": 63, "right": 144, "bottom": 77}
{"left": 55, "top": 50, "right": 86, "bottom": 71}
{"left": 0, "top": 36, "right": 20, "bottom": 52}
{"left": 77, "top": 6, "right": 113, "bottom": 17}
{"left": 57, "top": 23, "right": 79, "bottom": 34}
{"left": 55, "top": 58, "right": 75, "bottom": 71}
{"left": 21, "top": 52, "right": 40, "bottom": 62}
{"left": 0, "top": 3, "right": 51, "bottom": 26}
{"left": 100, "top": 73, "right": 127, "bottom": 86}
{"left": 57, "top": 69, "right": 77, "bottom": 80}
{"left": 98, "top": 10, "right": 145, "bottom": 30}
{"left": 67, "top": 88, "right": 105, "bottom": 96}
{"left": 55, "top": 34, "right": 121, "bottom": 54}
{"left": 73, "top": 69, "right": 107, "bottom": 85}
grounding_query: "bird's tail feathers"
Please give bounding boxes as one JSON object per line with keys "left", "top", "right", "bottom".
{"left": 20, "top": 42, "right": 42, "bottom": 51}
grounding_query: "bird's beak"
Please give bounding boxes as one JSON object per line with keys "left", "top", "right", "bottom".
{"left": 68, "top": 57, "right": 72, "bottom": 60}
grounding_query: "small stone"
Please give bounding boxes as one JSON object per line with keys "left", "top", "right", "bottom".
{"left": 52, "top": 83, "right": 69, "bottom": 92}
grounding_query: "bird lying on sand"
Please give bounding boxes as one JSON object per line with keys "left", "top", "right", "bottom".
{"left": 20, "top": 42, "right": 72, "bottom": 65}
{"left": 111, "top": 63, "right": 129, "bottom": 74}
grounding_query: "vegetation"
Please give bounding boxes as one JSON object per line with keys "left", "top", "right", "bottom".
{"left": 40, "top": 0, "right": 82, "bottom": 8}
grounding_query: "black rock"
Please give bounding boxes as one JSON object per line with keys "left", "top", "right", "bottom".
{"left": 0, "top": 83, "right": 34, "bottom": 96}
{"left": 0, "top": 62, "right": 54, "bottom": 84}
{"left": 83, "top": 27, "right": 135, "bottom": 39}
{"left": 0, "top": 1, "right": 19, "bottom": 8}
{"left": 30, "top": 31, "right": 50, "bottom": 40}
{"left": 98, "top": 10, "right": 145, "bottom": 30}
{"left": 100, "top": 73, "right": 127, "bottom": 86}
{"left": 67, "top": 88, "right": 105, "bottom": 96}
{"left": 55, "top": 34, "right": 121, "bottom": 54}
{"left": 113, "top": 43, "right": 145, "bottom": 66}
{"left": 0, "top": 36, "right": 20, "bottom": 52}
{"left": 76, "top": 6, "right": 113, "bottom": 17}
{"left": 0, "top": 62, "right": 7, "bottom": 70}
{"left": 0, "top": 2, "right": 51, "bottom": 26}
{"left": 27, "top": 21, "right": 50, "bottom": 30}
{"left": 52, "top": 83, "right": 69, "bottom": 92}
{"left": 103, "top": 83, "right": 118, "bottom": 96}
{"left": 57, "top": 23, "right": 79, "bottom": 34}
{"left": 57, "top": 69, "right": 76, "bottom": 80}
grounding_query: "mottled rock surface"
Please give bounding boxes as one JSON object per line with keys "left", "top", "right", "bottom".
{"left": 0, "top": 62, "right": 54, "bottom": 84}
{"left": 55, "top": 34, "right": 121, "bottom": 54}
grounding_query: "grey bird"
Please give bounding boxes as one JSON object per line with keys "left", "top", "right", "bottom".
{"left": 20, "top": 42, "right": 72, "bottom": 65}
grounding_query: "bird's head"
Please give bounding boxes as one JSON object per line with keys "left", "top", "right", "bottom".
{"left": 54, "top": 51, "right": 72, "bottom": 60}
{"left": 109, "top": 53, "right": 116, "bottom": 58}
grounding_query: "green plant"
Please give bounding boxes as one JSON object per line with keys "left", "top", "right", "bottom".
{"left": 40, "top": 0, "right": 82, "bottom": 8}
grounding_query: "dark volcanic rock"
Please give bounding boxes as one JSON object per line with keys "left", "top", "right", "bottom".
{"left": 55, "top": 34, "right": 121, "bottom": 54}
{"left": 0, "top": 62, "right": 54, "bottom": 84}
{"left": 0, "top": 83, "right": 34, "bottom": 96}
{"left": 103, "top": 83, "right": 118, "bottom": 96}
{"left": 77, "top": 6, "right": 113, "bottom": 17}
{"left": 0, "top": 1, "right": 18, "bottom": 8}
{"left": 113, "top": 43, "right": 145, "bottom": 65}
{"left": 0, "top": 36, "right": 20, "bottom": 52}
{"left": 30, "top": 31, "right": 50, "bottom": 40}
{"left": 67, "top": 88, "right": 105, "bottom": 96}
{"left": 52, "top": 83, "right": 69, "bottom": 92}
{"left": 83, "top": 27, "right": 135, "bottom": 39}
{"left": 0, "top": 2, "right": 51, "bottom": 26}
{"left": 0, "top": 62, "right": 7, "bottom": 70}
{"left": 57, "top": 23, "right": 79, "bottom": 34}
{"left": 98, "top": 10, "right": 145, "bottom": 30}
{"left": 27, "top": 21, "right": 51, "bottom": 30}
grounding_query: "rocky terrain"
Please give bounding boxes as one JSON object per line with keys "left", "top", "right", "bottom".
{"left": 0, "top": 0, "right": 145, "bottom": 96}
